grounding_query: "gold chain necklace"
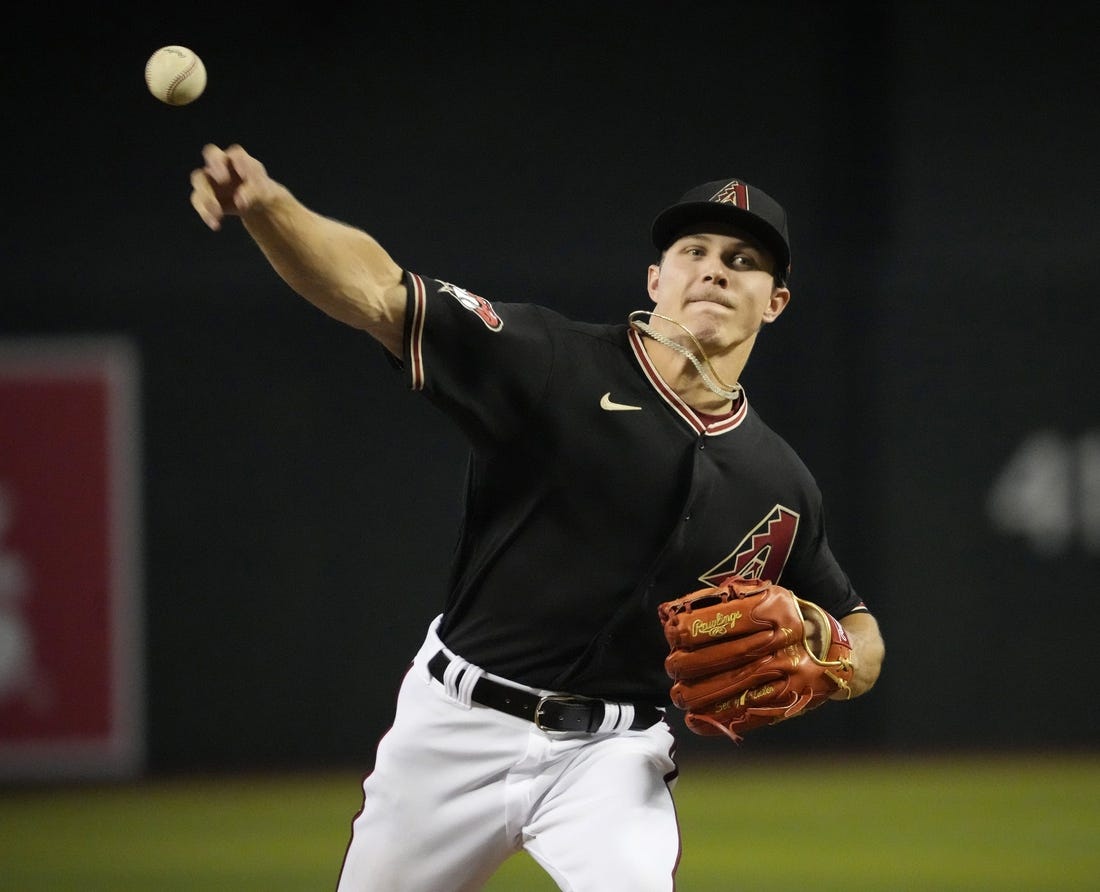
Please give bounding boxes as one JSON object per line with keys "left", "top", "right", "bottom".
{"left": 628, "top": 310, "right": 741, "bottom": 402}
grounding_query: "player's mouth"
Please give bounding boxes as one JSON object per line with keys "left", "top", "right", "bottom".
{"left": 686, "top": 294, "right": 734, "bottom": 310}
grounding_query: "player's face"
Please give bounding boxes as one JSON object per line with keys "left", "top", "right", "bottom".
{"left": 646, "top": 226, "right": 790, "bottom": 351}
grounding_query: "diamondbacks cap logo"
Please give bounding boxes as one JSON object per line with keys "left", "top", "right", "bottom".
{"left": 710, "top": 181, "right": 750, "bottom": 210}
{"left": 438, "top": 282, "right": 503, "bottom": 331}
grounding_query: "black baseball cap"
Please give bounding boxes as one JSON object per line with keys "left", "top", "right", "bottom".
{"left": 651, "top": 178, "right": 791, "bottom": 284}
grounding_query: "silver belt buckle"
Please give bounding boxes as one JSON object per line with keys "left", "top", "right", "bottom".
{"left": 534, "top": 694, "right": 596, "bottom": 731}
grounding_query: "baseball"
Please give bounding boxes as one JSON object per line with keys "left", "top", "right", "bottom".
{"left": 145, "top": 46, "right": 206, "bottom": 106}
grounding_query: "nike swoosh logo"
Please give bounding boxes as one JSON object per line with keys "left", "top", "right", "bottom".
{"left": 600, "top": 392, "right": 642, "bottom": 412}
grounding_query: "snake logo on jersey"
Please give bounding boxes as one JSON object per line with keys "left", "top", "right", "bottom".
{"left": 698, "top": 504, "right": 799, "bottom": 586}
{"left": 438, "top": 281, "right": 503, "bottom": 331}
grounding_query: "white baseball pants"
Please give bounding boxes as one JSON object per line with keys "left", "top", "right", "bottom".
{"left": 336, "top": 617, "right": 681, "bottom": 891}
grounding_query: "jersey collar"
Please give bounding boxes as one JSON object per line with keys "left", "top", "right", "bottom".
{"left": 627, "top": 328, "right": 748, "bottom": 436}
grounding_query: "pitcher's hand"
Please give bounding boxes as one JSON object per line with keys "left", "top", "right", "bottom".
{"left": 189, "top": 143, "right": 286, "bottom": 231}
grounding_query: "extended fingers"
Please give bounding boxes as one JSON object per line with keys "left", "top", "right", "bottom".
{"left": 200, "top": 142, "right": 233, "bottom": 183}
{"left": 189, "top": 165, "right": 225, "bottom": 231}
{"left": 191, "top": 143, "right": 276, "bottom": 228}
{"left": 191, "top": 144, "right": 253, "bottom": 227}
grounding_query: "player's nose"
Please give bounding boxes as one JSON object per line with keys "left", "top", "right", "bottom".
{"left": 702, "top": 266, "right": 728, "bottom": 287}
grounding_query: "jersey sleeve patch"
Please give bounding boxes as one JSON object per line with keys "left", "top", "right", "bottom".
{"left": 438, "top": 281, "right": 503, "bottom": 331}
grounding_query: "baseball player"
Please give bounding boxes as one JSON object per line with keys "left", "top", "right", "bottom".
{"left": 189, "top": 144, "right": 885, "bottom": 891}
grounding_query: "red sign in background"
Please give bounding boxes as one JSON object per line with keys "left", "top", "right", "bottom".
{"left": 0, "top": 339, "right": 143, "bottom": 779}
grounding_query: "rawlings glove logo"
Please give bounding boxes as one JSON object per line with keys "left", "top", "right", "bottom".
{"left": 690, "top": 610, "right": 742, "bottom": 638}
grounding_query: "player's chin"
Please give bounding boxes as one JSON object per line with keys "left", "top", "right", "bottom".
{"left": 683, "top": 305, "right": 729, "bottom": 342}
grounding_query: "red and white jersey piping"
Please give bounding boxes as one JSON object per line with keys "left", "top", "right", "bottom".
{"left": 627, "top": 328, "right": 747, "bottom": 436}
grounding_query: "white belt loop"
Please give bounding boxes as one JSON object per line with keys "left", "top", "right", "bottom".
{"left": 441, "top": 653, "right": 485, "bottom": 709}
{"left": 597, "top": 701, "right": 637, "bottom": 733}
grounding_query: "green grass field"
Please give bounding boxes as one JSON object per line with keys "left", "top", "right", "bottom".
{"left": 1, "top": 752, "right": 1096, "bottom": 890}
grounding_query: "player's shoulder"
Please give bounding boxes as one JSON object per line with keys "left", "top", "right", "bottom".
{"left": 513, "top": 303, "right": 629, "bottom": 346}
{"left": 413, "top": 275, "right": 626, "bottom": 342}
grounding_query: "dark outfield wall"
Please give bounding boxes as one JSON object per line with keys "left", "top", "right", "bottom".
{"left": 2, "top": 3, "right": 1097, "bottom": 772}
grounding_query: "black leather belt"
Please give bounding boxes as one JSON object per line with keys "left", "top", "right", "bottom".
{"left": 428, "top": 651, "right": 662, "bottom": 733}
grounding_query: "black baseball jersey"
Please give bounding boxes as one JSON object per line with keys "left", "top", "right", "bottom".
{"left": 390, "top": 272, "right": 866, "bottom": 705}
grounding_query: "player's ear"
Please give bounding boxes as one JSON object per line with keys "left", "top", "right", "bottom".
{"left": 647, "top": 263, "right": 662, "bottom": 302}
{"left": 761, "top": 286, "right": 790, "bottom": 324}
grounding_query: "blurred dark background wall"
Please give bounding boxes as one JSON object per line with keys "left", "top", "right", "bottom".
{"left": 2, "top": 1, "right": 1097, "bottom": 774}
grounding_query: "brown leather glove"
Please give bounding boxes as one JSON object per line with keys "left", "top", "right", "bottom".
{"left": 658, "top": 576, "right": 853, "bottom": 742}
